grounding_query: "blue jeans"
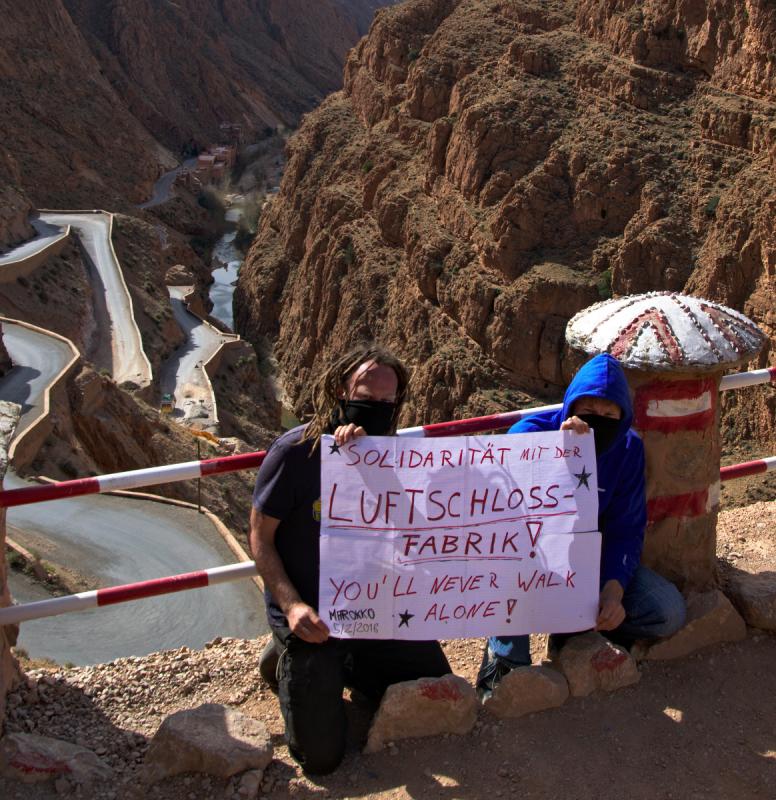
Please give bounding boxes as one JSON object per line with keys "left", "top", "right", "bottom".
{"left": 486, "top": 566, "right": 687, "bottom": 668}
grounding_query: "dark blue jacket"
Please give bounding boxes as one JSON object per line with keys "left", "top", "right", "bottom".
{"left": 509, "top": 354, "right": 646, "bottom": 589}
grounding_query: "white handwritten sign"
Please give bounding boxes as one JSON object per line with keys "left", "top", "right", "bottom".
{"left": 319, "top": 431, "right": 601, "bottom": 640}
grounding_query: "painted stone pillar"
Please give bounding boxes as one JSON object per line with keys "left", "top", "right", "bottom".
{"left": 628, "top": 370, "right": 721, "bottom": 589}
{"left": 566, "top": 292, "right": 766, "bottom": 591}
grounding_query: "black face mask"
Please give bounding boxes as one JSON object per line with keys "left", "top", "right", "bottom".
{"left": 338, "top": 399, "right": 396, "bottom": 436}
{"left": 577, "top": 414, "right": 621, "bottom": 456}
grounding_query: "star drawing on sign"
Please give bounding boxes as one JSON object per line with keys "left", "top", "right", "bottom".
{"left": 398, "top": 609, "right": 414, "bottom": 628}
{"left": 574, "top": 466, "right": 592, "bottom": 490}
{"left": 328, "top": 440, "right": 341, "bottom": 455}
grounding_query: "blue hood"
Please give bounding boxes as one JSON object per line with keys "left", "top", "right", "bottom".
{"left": 509, "top": 352, "right": 646, "bottom": 588}
{"left": 560, "top": 353, "right": 633, "bottom": 450}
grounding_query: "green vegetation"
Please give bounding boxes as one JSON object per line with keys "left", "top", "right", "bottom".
{"left": 407, "top": 47, "right": 420, "bottom": 62}
{"left": 597, "top": 268, "right": 613, "bottom": 300}
{"left": 197, "top": 186, "right": 227, "bottom": 216}
{"left": 361, "top": 160, "right": 374, "bottom": 174}
{"left": 705, "top": 195, "right": 721, "bottom": 217}
{"left": 60, "top": 460, "right": 79, "bottom": 478}
{"left": 234, "top": 194, "right": 263, "bottom": 252}
{"left": 342, "top": 240, "right": 356, "bottom": 267}
{"left": 234, "top": 353, "right": 256, "bottom": 370}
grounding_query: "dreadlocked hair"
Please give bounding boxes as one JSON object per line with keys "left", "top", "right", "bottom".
{"left": 299, "top": 343, "right": 410, "bottom": 450}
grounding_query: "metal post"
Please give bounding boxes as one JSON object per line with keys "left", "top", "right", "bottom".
{"left": 196, "top": 438, "right": 202, "bottom": 513}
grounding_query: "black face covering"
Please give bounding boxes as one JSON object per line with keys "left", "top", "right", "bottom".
{"left": 338, "top": 399, "right": 396, "bottom": 436}
{"left": 577, "top": 414, "right": 621, "bottom": 456}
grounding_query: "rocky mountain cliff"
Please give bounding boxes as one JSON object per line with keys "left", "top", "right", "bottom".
{"left": 63, "top": 0, "right": 365, "bottom": 152}
{"left": 235, "top": 0, "right": 776, "bottom": 443}
{"left": 0, "top": 0, "right": 393, "bottom": 214}
{"left": 0, "top": 1, "right": 162, "bottom": 212}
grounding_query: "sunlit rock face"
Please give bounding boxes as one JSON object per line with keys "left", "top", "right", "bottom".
{"left": 235, "top": 0, "right": 775, "bottom": 436}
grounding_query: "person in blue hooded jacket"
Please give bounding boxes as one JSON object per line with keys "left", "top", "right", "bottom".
{"left": 476, "top": 353, "right": 687, "bottom": 694}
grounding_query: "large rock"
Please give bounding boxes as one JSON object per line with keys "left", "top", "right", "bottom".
{"left": 143, "top": 703, "right": 272, "bottom": 783}
{"left": 634, "top": 590, "right": 747, "bottom": 660}
{"left": 165, "top": 264, "right": 196, "bottom": 285}
{"left": 364, "top": 674, "right": 478, "bottom": 753}
{"left": 483, "top": 665, "right": 569, "bottom": 719}
{"left": 0, "top": 733, "right": 113, "bottom": 785}
{"left": 724, "top": 572, "right": 776, "bottom": 632}
{"left": 558, "top": 632, "right": 640, "bottom": 697}
{"left": 237, "top": 768, "right": 265, "bottom": 798}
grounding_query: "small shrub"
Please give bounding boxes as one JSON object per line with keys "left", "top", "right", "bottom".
{"left": 342, "top": 241, "right": 356, "bottom": 267}
{"left": 597, "top": 268, "right": 613, "bottom": 300}
{"left": 61, "top": 461, "right": 79, "bottom": 478}
{"left": 361, "top": 160, "right": 374, "bottom": 174}
{"left": 197, "top": 186, "right": 226, "bottom": 214}
{"left": 705, "top": 195, "right": 721, "bottom": 216}
{"left": 407, "top": 47, "right": 420, "bottom": 62}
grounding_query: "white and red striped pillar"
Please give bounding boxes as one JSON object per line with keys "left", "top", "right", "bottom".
{"left": 630, "top": 372, "right": 722, "bottom": 590}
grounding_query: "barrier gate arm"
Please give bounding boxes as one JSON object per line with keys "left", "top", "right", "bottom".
{"left": 0, "top": 368, "right": 772, "bottom": 509}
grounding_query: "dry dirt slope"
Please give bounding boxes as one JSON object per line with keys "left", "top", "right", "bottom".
{"left": 235, "top": 0, "right": 775, "bottom": 447}
{"left": 2, "top": 502, "right": 775, "bottom": 800}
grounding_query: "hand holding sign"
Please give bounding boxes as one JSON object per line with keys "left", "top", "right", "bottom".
{"left": 319, "top": 431, "right": 602, "bottom": 639}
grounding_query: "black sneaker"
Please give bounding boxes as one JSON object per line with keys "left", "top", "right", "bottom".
{"left": 475, "top": 644, "right": 515, "bottom": 701}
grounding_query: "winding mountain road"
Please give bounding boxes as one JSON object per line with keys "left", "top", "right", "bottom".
{"left": 138, "top": 157, "right": 198, "bottom": 209}
{"left": 0, "top": 219, "right": 67, "bottom": 265}
{"left": 0, "top": 324, "right": 264, "bottom": 666}
{"left": 160, "top": 286, "right": 235, "bottom": 432}
{"left": 0, "top": 220, "right": 264, "bottom": 665}
{"left": 5, "top": 474, "right": 265, "bottom": 666}
{"left": 38, "top": 212, "right": 152, "bottom": 387}
{"left": 209, "top": 231, "right": 241, "bottom": 331}
{"left": 0, "top": 322, "right": 74, "bottom": 441}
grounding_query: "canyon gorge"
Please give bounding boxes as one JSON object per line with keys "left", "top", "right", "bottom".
{"left": 235, "top": 0, "right": 775, "bottom": 451}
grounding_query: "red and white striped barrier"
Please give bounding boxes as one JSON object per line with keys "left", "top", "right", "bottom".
{"left": 0, "top": 562, "right": 258, "bottom": 626}
{"left": 720, "top": 455, "right": 776, "bottom": 482}
{"left": 719, "top": 366, "right": 776, "bottom": 391}
{"left": 4, "top": 454, "right": 772, "bottom": 626}
{"left": 0, "top": 451, "right": 266, "bottom": 509}
{"left": 397, "top": 404, "right": 562, "bottom": 437}
{"left": 0, "top": 406, "right": 561, "bottom": 509}
{"left": 0, "top": 368, "right": 771, "bottom": 510}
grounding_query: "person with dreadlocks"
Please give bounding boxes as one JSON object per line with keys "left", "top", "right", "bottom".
{"left": 249, "top": 344, "right": 451, "bottom": 775}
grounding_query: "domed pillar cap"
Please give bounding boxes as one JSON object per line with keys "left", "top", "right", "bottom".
{"left": 565, "top": 292, "right": 766, "bottom": 373}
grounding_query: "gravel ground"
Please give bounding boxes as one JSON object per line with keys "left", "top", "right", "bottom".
{"left": 2, "top": 502, "right": 774, "bottom": 800}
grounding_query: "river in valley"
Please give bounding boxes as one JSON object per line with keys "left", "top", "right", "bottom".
{"left": 209, "top": 230, "right": 241, "bottom": 331}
